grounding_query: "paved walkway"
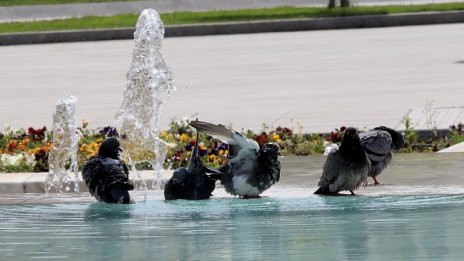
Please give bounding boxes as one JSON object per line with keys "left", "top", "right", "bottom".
{"left": 1, "top": 0, "right": 463, "bottom": 22}
{"left": 0, "top": 23, "right": 463, "bottom": 133}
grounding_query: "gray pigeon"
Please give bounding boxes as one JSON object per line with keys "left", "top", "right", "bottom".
{"left": 359, "top": 126, "right": 404, "bottom": 185}
{"left": 190, "top": 120, "right": 281, "bottom": 199}
{"left": 314, "top": 127, "right": 370, "bottom": 195}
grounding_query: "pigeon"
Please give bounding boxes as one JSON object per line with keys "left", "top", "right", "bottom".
{"left": 314, "top": 127, "right": 370, "bottom": 196}
{"left": 190, "top": 120, "right": 281, "bottom": 199}
{"left": 164, "top": 129, "right": 221, "bottom": 200}
{"left": 359, "top": 126, "right": 404, "bottom": 185}
{"left": 82, "top": 137, "right": 134, "bottom": 204}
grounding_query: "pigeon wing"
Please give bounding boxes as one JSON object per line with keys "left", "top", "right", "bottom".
{"left": 190, "top": 120, "right": 236, "bottom": 144}
{"left": 105, "top": 160, "right": 135, "bottom": 190}
{"left": 82, "top": 155, "right": 104, "bottom": 195}
{"left": 359, "top": 130, "right": 392, "bottom": 162}
{"left": 187, "top": 130, "right": 202, "bottom": 173}
{"left": 319, "top": 150, "right": 341, "bottom": 188}
{"left": 190, "top": 120, "right": 259, "bottom": 159}
{"left": 373, "top": 126, "right": 405, "bottom": 150}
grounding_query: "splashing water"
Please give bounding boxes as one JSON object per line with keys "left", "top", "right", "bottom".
{"left": 46, "top": 94, "right": 80, "bottom": 193}
{"left": 115, "top": 9, "right": 176, "bottom": 190}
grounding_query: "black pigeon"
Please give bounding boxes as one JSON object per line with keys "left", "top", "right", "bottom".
{"left": 190, "top": 120, "right": 281, "bottom": 199}
{"left": 359, "top": 126, "right": 404, "bottom": 185}
{"left": 82, "top": 137, "right": 134, "bottom": 204}
{"left": 164, "top": 130, "right": 221, "bottom": 200}
{"left": 314, "top": 127, "right": 370, "bottom": 196}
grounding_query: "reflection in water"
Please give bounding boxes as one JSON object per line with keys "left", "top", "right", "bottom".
{"left": 84, "top": 202, "right": 133, "bottom": 221}
{"left": 83, "top": 203, "right": 133, "bottom": 259}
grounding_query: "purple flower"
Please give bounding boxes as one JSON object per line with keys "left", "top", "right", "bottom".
{"left": 199, "top": 148, "right": 208, "bottom": 157}
{"left": 100, "top": 126, "right": 119, "bottom": 137}
{"left": 218, "top": 143, "right": 228, "bottom": 151}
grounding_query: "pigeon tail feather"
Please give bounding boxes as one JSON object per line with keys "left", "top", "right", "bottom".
{"left": 314, "top": 186, "right": 332, "bottom": 195}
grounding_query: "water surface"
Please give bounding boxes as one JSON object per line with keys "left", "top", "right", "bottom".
{"left": 0, "top": 153, "right": 463, "bottom": 260}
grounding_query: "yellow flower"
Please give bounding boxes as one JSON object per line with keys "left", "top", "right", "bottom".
{"left": 80, "top": 144, "right": 88, "bottom": 152}
{"left": 198, "top": 144, "right": 207, "bottom": 151}
{"left": 160, "top": 131, "right": 169, "bottom": 138}
{"left": 208, "top": 154, "right": 217, "bottom": 162}
{"left": 80, "top": 142, "right": 99, "bottom": 155}
{"left": 217, "top": 158, "right": 225, "bottom": 165}
{"left": 271, "top": 134, "right": 282, "bottom": 143}
{"left": 219, "top": 149, "right": 229, "bottom": 157}
{"left": 179, "top": 133, "right": 189, "bottom": 142}
{"left": 43, "top": 142, "right": 52, "bottom": 152}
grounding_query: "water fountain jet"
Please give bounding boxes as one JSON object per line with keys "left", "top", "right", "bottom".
{"left": 115, "top": 9, "right": 176, "bottom": 190}
{"left": 46, "top": 94, "right": 80, "bottom": 193}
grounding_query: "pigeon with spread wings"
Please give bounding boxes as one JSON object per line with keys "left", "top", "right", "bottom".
{"left": 190, "top": 120, "right": 281, "bottom": 199}
{"left": 164, "top": 129, "right": 221, "bottom": 200}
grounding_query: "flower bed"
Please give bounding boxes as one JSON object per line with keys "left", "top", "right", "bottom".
{"left": 0, "top": 118, "right": 462, "bottom": 173}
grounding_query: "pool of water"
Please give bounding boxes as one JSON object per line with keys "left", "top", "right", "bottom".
{"left": 0, "top": 192, "right": 463, "bottom": 260}
{"left": 0, "top": 154, "right": 463, "bottom": 260}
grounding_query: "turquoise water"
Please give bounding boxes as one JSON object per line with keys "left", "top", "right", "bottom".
{"left": 1, "top": 154, "right": 464, "bottom": 260}
{"left": 0, "top": 193, "right": 463, "bottom": 260}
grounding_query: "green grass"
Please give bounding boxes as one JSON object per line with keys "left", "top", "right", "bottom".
{"left": 1, "top": 3, "right": 464, "bottom": 34}
{"left": 0, "top": 0, "right": 136, "bottom": 6}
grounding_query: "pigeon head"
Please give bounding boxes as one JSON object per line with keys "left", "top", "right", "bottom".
{"left": 344, "top": 127, "right": 359, "bottom": 139}
{"left": 170, "top": 168, "right": 188, "bottom": 184}
{"left": 374, "top": 126, "right": 405, "bottom": 150}
{"left": 260, "top": 142, "right": 281, "bottom": 161}
{"left": 340, "top": 127, "right": 366, "bottom": 160}
{"left": 98, "top": 137, "right": 122, "bottom": 160}
{"left": 341, "top": 127, "right": 361, "bottom": 147}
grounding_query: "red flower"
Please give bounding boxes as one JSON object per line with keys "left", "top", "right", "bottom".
{"left": 6, "top": 140, "right": 17, "bottom": 154}
{"left": 254, "top": 132, "right": 269, "bottom": 147}
{"left": 275, "top": 126, "right": 293, "bottom": 139}
{"left": 28, "top": 126, "right": 47, "bottom": 141}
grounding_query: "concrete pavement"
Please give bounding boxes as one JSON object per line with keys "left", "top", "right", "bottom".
{"left": 1, "top": 153, "right": 464, "bottom": 197}
{"left": 0, "top": 23, "right": 463, "bottom": 133}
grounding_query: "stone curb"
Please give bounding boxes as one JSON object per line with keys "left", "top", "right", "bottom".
{"left": 1, "top": 10, "right": 464, "bottom": 46}
{"left": 0, "top": 170, "right": 173, "bottom": 194}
